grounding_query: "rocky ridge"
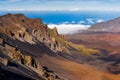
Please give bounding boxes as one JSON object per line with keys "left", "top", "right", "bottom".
{"left": 0, "top": 13, "right": 68, "bottom": 80}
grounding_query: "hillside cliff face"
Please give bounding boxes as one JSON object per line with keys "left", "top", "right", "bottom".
{"left": 0, "top": 13, "right": 69, "bottom": 80}
{"left": 0, "top": 13, "right": 67, "bottom": 53}
{"left": 0, "top": 39, "right": 64, "bottom": 80}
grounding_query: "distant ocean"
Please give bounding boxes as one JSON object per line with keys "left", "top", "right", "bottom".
{"left": 0, "top": 11, "right": 120, "bottom": 34}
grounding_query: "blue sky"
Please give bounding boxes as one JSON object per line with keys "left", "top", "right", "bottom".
{"left": 0, "top": 0, "right": 120, "bottom": 11}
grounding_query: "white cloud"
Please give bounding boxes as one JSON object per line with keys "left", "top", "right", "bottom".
{"left": 96, "top": 19, "right": 104, "bottom": 23}
{"left": 9, "top": 0, "right": 21, "bottom": 2}
{"left": 86, "top": 18, "right": 95, "bottom": 24}
{"left": 48, "top": 23, "right": 90, "bottom": 34}
{"left": 61, "top": 21, "right": 69, "bottom": 24}
{"left": 69, "top": 8, "right": 80, "bottom": 11}
{"left": 71, "top": 21, "right": 75, "bottom": 24}
{"left": 78, "top": 20, "right": 86, "bottom": 24}
{"left": 86, "top": 18, "right": 104, "bottom": 24}
{"left": 1, "top": 0, "right": 120, "bottom": 12}
{"left": 0, "top": 0, "right": 21, "bottom": 2}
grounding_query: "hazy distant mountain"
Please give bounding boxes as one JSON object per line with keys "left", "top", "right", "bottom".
{"left": 89, "top": 17, "right": 120, "bottom": 32}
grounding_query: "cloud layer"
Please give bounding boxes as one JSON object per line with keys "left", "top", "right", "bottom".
{"left": 48, "top": 23, "right": 90, "bottom": 34}
{"left": 48, "top": 19, "right": 104, "bottom": 34}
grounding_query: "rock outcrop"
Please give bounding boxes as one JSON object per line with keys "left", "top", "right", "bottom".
{"left": 0, "top": 13, "right": 71, "bottom": 54}
{"left": 0, "top": 38, "right": 64, "bottom": 80}
{"left": 0, "top": 13, "right": 67, "bottom": 80}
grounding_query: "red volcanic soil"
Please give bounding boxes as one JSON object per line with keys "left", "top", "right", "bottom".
{"left": 65, "top": 33, "right": 120, "bottom": 54}
{"left": 39, "top": 54, "right": 120, "bottom": 80}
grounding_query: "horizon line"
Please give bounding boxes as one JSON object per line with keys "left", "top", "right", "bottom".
{"left": 1, "top": 9, "right": 120, "bottom": 12}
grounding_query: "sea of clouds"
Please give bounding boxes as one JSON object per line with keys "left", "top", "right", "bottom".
{"left": 48, "top": 23, "right": 90, "bottom": 34}
{"left": 48, "top": 18, "right": 103, "bottom": 34}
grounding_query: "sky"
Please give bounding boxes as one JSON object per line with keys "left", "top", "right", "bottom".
{"left": 0, "top": 0, "right": 120, "bottom": 11}
{"left": 0, "top": 0, "right": 120, "bottom": 34}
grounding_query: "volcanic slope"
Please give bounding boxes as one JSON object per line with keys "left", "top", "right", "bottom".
{"left": 0, "top": 13, "right": 120, "bottom": 80}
